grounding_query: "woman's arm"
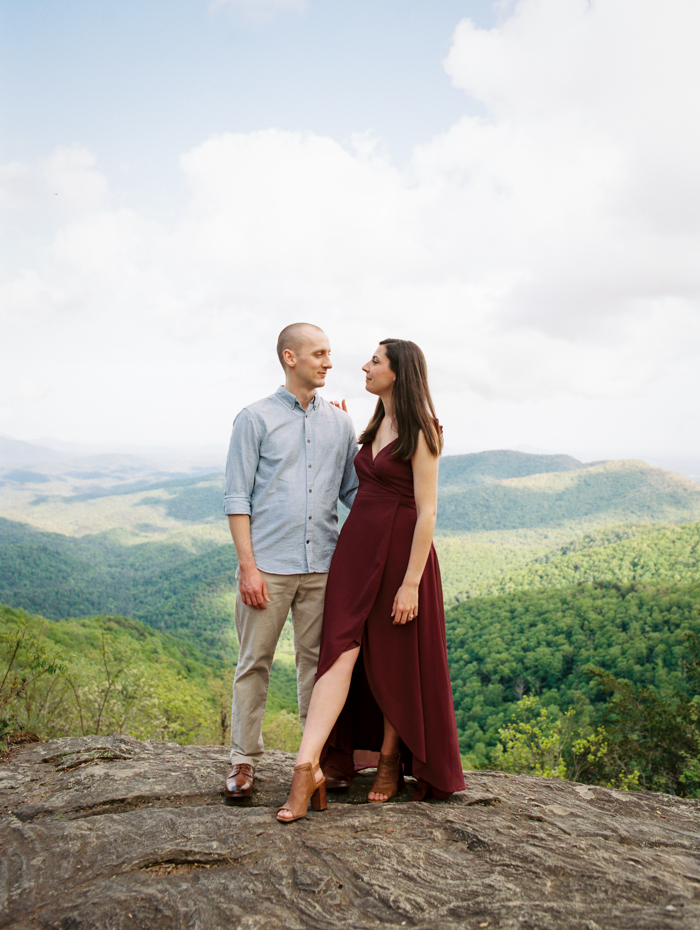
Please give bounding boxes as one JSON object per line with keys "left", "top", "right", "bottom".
{"left": 392, "top": 430, "right": 439, "bottom": 625}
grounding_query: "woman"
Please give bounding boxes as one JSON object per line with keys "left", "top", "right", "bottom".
{"left": 277, "top": 339, "right": 465, "bottom": 823}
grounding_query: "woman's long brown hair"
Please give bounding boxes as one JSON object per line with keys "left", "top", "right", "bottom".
{"left": 358, "top": 339, "right": 443, "bottom": 460}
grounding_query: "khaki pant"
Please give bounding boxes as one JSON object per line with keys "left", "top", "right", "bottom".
{"left": 230, "top": 570, "right": 328, "bottom": 768}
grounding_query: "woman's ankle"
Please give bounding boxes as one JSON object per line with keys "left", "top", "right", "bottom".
{"left": 295, "top": 754, "right": 321, "bottom": 772}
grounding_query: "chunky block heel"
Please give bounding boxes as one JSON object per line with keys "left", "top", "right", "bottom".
{"left": 277, "top": 761, "right": 327, "bottom": 823}
{"left": 310, "top": 781, "right": 327, "bottom": 811}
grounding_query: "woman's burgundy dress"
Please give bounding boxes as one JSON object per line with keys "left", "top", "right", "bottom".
{"left": 317, "top": 438, "right": 465, "bottom": 799}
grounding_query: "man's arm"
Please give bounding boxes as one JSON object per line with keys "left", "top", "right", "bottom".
{"left": 223, "top": 409, "right": 269, "bottom": 610}
{"left": 338, "top": 419, "right": 359, "bottom": 510}
{"left": 228, "top": 514, "right": 270, "bottom": 610}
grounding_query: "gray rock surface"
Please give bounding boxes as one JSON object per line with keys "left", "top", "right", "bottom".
{"left": 1, "top": 735, "right": 700, "bottom": 929}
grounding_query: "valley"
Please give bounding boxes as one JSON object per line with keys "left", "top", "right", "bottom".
{"left": 2, "top": 437, "right": 700, "bottom": 793}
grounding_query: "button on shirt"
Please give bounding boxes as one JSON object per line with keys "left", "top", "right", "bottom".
{"left": 224, "top": 386, "right": 359, "bottom": 574}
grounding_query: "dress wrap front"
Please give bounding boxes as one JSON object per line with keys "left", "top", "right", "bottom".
{"left": 317, "top": 439, "right": 465, "bottom": 798}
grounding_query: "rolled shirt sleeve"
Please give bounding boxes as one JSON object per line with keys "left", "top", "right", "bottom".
{"left": 223, "top": 408, "right": 262, "bottom": 516}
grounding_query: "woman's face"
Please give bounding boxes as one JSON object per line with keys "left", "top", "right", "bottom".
{"left": 362, "top": 345, "right": 395, "bottom": 397}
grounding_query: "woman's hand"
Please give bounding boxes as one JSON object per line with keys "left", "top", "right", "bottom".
{"left": 392, "top": 582, "right": 419, "bottom": 625}
{"left": 330, "top": 399, "right": 348, "bottom": 412}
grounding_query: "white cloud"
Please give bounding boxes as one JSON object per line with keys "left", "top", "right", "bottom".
{"left": 0, "top": 144, "right": 108, "bottom": 221}
{"left": 2, "top": 0, "right": 699, "bottom": 456}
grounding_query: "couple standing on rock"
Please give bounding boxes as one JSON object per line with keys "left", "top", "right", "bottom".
{"left": 223, "top": 323, "right": 464, "bottom": 823}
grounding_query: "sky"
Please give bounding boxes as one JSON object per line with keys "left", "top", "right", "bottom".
{"left": 1, "top": 0, "right": 700, "bottom": 465}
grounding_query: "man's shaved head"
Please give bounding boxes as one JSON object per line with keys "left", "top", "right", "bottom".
{"left": 276, "top": 323, "right": 326, "bottom": 370}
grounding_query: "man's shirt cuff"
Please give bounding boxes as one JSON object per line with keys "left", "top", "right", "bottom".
{"left": 223, "top": 495, "right": 252, "bottom": 516}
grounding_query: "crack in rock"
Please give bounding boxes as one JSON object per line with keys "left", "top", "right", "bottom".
{"left": 1, "top": 735, "right": 699, "bottom": 929}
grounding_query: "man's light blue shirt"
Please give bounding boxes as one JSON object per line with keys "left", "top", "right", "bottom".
{"left": 224, "top": 386, "right": 358, "bottom": 574}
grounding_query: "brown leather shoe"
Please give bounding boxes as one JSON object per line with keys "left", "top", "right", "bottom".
{"left": 325, "top": 774, "right": 353, "bottom": 792}
{"left": 224, "top": 763, "right": 254, "bottom": 798}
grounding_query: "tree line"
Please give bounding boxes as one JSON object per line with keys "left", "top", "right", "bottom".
{"left": 446, "top": 580, "right": 700, "bottom": 795}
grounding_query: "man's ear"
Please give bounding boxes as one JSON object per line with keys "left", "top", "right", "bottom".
{"left": 283, "top": 348, "right": 296, "bottom": 369}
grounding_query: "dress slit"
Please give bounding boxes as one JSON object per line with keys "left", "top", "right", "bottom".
{"left": 317, "top": 439, "right": 465, "bottom": 798}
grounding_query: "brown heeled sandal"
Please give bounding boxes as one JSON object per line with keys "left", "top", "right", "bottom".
{"left": 277, "top": 761, "right": 327, "bottom": 823}
{"left": 368, "top": 751, "right": 405, "bottom": 802}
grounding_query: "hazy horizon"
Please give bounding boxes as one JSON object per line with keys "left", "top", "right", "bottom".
{"left": 2, "top": 429, "right": 700, "bottom": 483}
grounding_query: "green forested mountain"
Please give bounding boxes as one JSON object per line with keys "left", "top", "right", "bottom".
{"left": 478, "top": 522, "right": 700, "bottom": 595}
{"left": 438, "top": 449, "right": 588, "bottom": 490}
{"left": 0, "top": 518, "right": 237, "bottom": 656}
{"left": 446, "top": 580, "right": 700, "bottom": 766}
{"left": 4, "top": 448, "right": 700, "bottom": 787}
{"left": 0, "top": 471, "right": 226, "bottom": 538}
{"left": 434, "top": 535, "right": 550, "bottom": 604}
{"left": 437, "top": 459, "right": 700, "bottom": 533}
{"left": 4, "top": 454, "right": 700, "bottom": 643}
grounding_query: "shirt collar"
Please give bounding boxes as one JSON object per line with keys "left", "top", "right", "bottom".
{"left": 275, "top": 385, "right": 318, "bottom": 411}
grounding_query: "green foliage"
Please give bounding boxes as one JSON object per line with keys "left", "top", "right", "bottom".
{"left": 0, "top": 611, "right": 66, "bottom": 744}
{"left": 493, "top": 695, "right": 638, "bottom": 789}
{"left": 584, "top": 636, "right": 700, "bottom": 797}
{"left": 158, "top": 484, "right": 226, "bottom": 523}
{"left": 63, "top": 650, "right": 215, "bottom": 744}
{"left": 437, "top": 521, "right": 700, "bottom": 610}
{"left": 263, "top": 709, "right": 302, "bottom": 752}
{"left": 0, "top": 518, "right": 238, "bottom": 657}
{"left": 0, "top": 604, "right": 302, "bottom": 748}
{"left": 482, "top": 522, "right": 700, "bottom": 595}
{"left": 0, "top": 605, "right": 223, "bottom": 744}
{"left": 434, "top": 536, "right": 548, "bottom": 605}
{"left": 446, "top": 580, "right": 700, "bottom": 766}
{"left": 124, "top": 546, "right": 239, "bottom": 656}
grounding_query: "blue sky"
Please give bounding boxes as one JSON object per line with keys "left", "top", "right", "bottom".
{"left": 2, "top": 1, "right": 493, "bottom": 200}
{"left": 1, "top": 0, "right": 700, "bottom": 465}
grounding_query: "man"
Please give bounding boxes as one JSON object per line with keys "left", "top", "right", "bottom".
{"left": 223, "top": 322, "right": 358, "bottom": 798}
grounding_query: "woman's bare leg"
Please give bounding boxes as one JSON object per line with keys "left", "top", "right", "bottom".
{"left": 277, "top": 645, "right": 360, "bottom": 821}
{"left": 368, "top": 716, "right": 401, "bottom": 802}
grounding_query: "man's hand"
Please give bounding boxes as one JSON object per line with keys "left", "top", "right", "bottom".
{"left": 238, "top": 564, "right": 271, "bottom": 609}
{"left": 228, "top": 515, "right": 270, "bottom": 609}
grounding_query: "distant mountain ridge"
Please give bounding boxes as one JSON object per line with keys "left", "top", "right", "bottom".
{"left": 8, "top": 443, "right": 700, "bottom": 782}
{"left": 438, "top": 449, "right": 594, "bottom": 490}
{"left": 3, "top": 448, "right": 700, "bottom": 651}
{"left": 437, "top": 458, "right": 700, "bottom": 533}
{"left": 0, "top": 435, "right": 218, "bottom": 485}
{"left": 0, "top": 436, "right": 65, "bottom": 467}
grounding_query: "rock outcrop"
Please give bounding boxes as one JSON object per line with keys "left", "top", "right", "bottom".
{"left": 1, "top": 735, "right": 700, "bottom": 929}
